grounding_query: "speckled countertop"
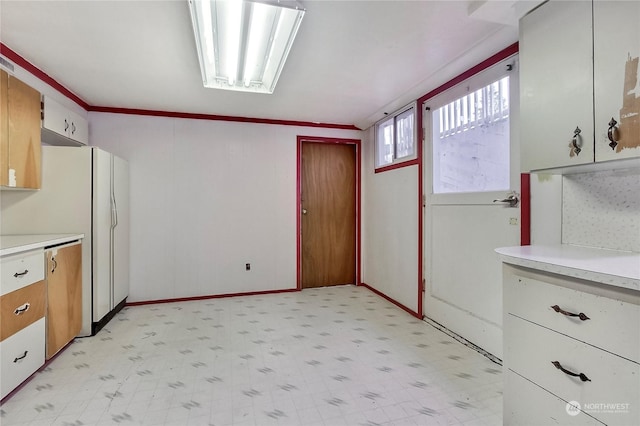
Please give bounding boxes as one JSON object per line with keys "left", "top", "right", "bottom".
{"left": 496, "top": 244, "right": 640, "bottom": 292}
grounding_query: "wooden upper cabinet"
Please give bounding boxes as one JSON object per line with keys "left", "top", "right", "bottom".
{"left": 1, "top": 70, "right": 9, "bottom": 186}
{"left": 0, "top": 69, "right": 42, "bottom": 189}
{"left": 46, "top": 243, "right": 82, "bottom": 359}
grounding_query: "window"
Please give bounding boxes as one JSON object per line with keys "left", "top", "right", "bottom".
{"left": 375, "top": 104, "right": 416, "bottom": 169}
{"left": 431, "top": 76, "right": 510, "bottom": 193}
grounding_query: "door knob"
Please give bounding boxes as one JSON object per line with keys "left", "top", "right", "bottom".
{"left": 302, "top": 209, "right": 307, "bottom": 215}
{"left": 493, "top": 193, "right": 519, "bottom": 208}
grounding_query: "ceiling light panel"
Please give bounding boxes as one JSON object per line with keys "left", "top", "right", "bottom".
{"left": 188, "top": 0, "right": 305, "bottom": 94}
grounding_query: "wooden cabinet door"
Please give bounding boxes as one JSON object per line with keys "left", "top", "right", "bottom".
{"left": 519, "top": 0, "right": 594, "bottom": 171}
{"left": 46, "top": 243, "right": 82, "bottom": 359}
{"left": 7, "top": 73, "right": 41, "bottom": 188}
{"left": 1, "top": 71, "right": 41, "bottom": 188}
{"left": 1, "top": 70, "right": 8, "bottom": 186}
{"left": 594, "top": 1, "right": 640, "bottom": 161}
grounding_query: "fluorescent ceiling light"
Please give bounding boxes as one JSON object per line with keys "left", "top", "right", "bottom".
{"left": 188, "top": 0, "right": 305, "bottom": 94}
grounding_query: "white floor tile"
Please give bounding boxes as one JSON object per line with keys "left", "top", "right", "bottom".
{"left": 0, "top": 286, "right": 502, "bottom": 425}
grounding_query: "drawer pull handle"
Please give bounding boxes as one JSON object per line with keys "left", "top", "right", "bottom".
{"left": 607, "top": 117, "right": 618, "bottom": 150}
{"left": 571, "top": 126, "right": 582, "bottom": 155}
{"left": 13, "top": 269, "right": 29, "bottom": 278}
{"left": 13, "top": 351, "right": 28, "bottom": 363}
{"left": 552, "top": 361, "right": 591, "bottom": 382}
{"left": 14, "top": 303, "right": 30, "bottom": 315}
{"left": 550, "top": 305, "right": 590, "bottom": 321}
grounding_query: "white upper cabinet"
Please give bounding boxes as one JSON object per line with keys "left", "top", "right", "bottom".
{"left": 520, "top": 0, "right": 593, "bottom": 171}
{"left": 593, "top": 1, "right": 640, "bottom": 162}
{"left": 520, "top": 0, "right": 640, "bottom": 171}
{"left": 42, "top": 96, "right": 88, "bottom": 146}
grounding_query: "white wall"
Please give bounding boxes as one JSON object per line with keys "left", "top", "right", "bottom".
{"left": 361, "top": 128, "right": 419, "bottom": 313}
{"left": 530, "top": 173, "right": 563, "bottom": 246}
{"left": 89, "top": 112, "right": 361, "bottom": 302}
{"left": 530, "top": 168, "right": 640, "bottom": 253}
{"left": 563, "top": 169, "right": 640, "bottom": 252}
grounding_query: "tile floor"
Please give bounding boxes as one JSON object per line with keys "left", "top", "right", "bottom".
{"left": 0, "top": 286, "right": 502, "bottom": 425}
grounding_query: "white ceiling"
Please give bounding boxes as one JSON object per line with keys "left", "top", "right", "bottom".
{"left": 0, "top": 0, "right": 536, "bottom": 130}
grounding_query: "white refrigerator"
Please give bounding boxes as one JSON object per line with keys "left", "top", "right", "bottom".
{"left": 0, "top": 146, "right": 129, "bottom": 336}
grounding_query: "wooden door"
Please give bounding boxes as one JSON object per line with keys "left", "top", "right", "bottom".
{"left": 46, "top": 243, "right": 82, "bottom": 359}
{"left": 301, "top": 142, "right": 356, "bottom": 288}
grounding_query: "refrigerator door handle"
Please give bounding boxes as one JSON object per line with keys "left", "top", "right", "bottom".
{"left": 111, "top": 194, "right": 118, "bottom": 228}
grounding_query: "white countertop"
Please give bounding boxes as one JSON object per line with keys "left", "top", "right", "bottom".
{"left": 0, "top": 234, "right": 85, "bottom": 257}
{"left": 496, "top": 244, "right": 640, "bottom": 292}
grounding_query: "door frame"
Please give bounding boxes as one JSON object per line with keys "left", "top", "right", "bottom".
{"left": 296, "top": 135, "right": 361, "bottom": 290}
{"left": 416, "top": 43, "right": 520, "bottom": 320}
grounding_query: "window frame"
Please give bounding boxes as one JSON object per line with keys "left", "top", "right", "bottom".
{"left": 425, "top": 57, "right": 517, "bottom": 197}
{"left": 374, "top": 102, "right": 417, "bottom": 171}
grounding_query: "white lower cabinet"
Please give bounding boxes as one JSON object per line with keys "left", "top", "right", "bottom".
{"left": 0, "top": 318, "right": 45, "bottom": 399}
{"left": 503, "top": 264, "right": 640, "bottom": 426}
{"left": 505, "top": 370, "right": 603, "bottom": 425}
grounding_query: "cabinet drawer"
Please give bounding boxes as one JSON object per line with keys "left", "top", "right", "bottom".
{"left": 0, "top": 280, "right": 45, "bottom": 342}
{"left": 505, "top": 316, "right": 640, "bottom": 425}
{"left": 0, "top": 318, "right": 45, "bottom": 400}
{"left": 505, "top": 370, "right": 603, "bottom": 425}
{"left": 505, "top": 273, "right": 640, "bottom": 362}
{"left": 1, "top": 250, "right": 44, "bottom": 296}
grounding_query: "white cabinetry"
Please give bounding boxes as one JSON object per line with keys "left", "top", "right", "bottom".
{"left": 42, "top": 96, "right": 88, "bottom": 146}
{"left": 503, "top": 264, "right": 640, "bottom": 426}
{"left": 520, "top": 0, "right": 640, "bottom": 171}
{"left": 0, "top": 249, "right": 46, "bottom": 400}
{"left": 593, "top": 1, "right": 640, "bottom": 162}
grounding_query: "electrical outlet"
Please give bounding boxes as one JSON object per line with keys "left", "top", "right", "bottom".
{"left": 509, "top": 217, "right": 518, "bottom": 225}
{"left": 245, "top": 263, "right": 251, "bottom": 271}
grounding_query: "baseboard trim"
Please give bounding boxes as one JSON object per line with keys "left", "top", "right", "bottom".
{"left": 125, "top": 288, "right": 300, "bottom": 307}
{"left": 92, "top": 298, "right": 128, "bottom": 335}
{"left": 359, "top": 283, "right": 421, "bottom": 319}
{"left": 423, "top": 316, "right": 502, "bottom": 365}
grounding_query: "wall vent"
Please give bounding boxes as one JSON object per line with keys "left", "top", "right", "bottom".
{"left": 0, "top": 56, "right": 15, "bottom": 73}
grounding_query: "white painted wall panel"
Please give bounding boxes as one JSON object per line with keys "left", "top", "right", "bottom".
{"left": 530, "top": 173, "right": 562, "bottom": 246}
{"left": 89, "top": 112, "right": 361, "bottom": 302}
{"left": 362, "top": 129, "right": 419, "bottom": 312}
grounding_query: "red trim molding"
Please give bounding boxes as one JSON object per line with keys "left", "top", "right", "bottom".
{"left": 1, "top": 42, "right": 360, "bottom": 130}
{"left": 89, "top": 106, "right": 361, "bottom": 130}
{"left": 0, "top": 43, "right": 90, "bottom": 110}
{"left": 296, "top": 135, "right": 362, "bottom": 289}
{"left": 126, "top": 288, "right": 299, "bottom": 307}
{"left": 520, "top": 173, "right": 531, "bottom": 246}
{"left": 417, "top": 42, "right": 519, "bottom": 105}
{"left": 417, "top": 105, "right": 424, "bottom": 318}
{"left": 374, "top": 158, "right": 420, "bottom": 174}
{"left": 360, "top": 283, "right": 421, "bottom": 319}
